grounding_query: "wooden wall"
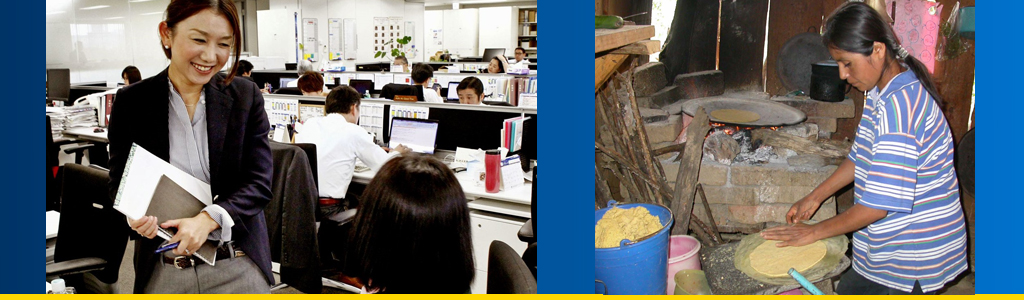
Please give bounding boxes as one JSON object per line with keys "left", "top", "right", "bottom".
{"left": 659, "top": 0, "right": 719, "bottom": 80}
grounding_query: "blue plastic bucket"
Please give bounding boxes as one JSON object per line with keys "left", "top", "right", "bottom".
{"left": 595, "top": 200, "right": 674, "bottom": 295}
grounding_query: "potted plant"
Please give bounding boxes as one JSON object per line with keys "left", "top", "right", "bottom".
{"left": 374, "top": 36, "right": 412, "bottom": 61}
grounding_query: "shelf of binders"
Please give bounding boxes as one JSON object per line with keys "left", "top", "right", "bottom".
{"left": 518, "top": 8, "right": 537, "bottom": 55}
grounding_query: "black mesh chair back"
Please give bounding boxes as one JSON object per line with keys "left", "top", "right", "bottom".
{"left": 487, "top": 240, "right": 537, "bottom": 294}
{"left": 53, "top": 164, "right": 129, "bottom": 284}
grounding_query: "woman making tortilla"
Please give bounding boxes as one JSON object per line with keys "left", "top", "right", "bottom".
{"left": 760, "top": 2, "right": 967, "bottom": 295}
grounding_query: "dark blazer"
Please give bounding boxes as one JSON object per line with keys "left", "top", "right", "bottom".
{"left": 107, "top": 69, "right": 275, "bottom": 292}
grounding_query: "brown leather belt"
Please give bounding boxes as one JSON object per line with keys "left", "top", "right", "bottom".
{"left": 161, "top": 246, "right": 246, "bottom": 270}
{"left": 319, "top": 197, "right": 342, "bottom": 206}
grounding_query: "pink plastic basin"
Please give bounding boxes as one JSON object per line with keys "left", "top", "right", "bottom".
{"left": 667, "top": 235, "right": 701, "bottom": 294}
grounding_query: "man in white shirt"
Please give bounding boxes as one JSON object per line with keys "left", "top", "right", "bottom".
{"left": 413, "top": 63, "right": 444, "bottom": 103}
{"left": 294, "top": 86, "right": 409, "bottom": 221}
{"left": 511, "top": 47, "right": 530, "bottom": 64}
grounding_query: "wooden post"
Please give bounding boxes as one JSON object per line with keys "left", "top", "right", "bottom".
{"left": 671, "top": 107, "right": 711, "bottom": 235}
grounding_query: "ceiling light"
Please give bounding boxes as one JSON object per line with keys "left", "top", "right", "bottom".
{"left": 80, "top": 5, "right": 110, "bottom": 10}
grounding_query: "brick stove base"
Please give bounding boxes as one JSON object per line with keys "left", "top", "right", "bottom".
{"left": 661, "top": 157, "right": 839, "bottom": 233}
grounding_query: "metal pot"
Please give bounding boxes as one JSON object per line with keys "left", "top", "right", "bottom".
{"left": 809, "top": 60, "right": 848, "bottom": 102}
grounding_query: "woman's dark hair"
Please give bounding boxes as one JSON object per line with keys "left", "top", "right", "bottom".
{"left": 344, "top": 155, "right": 474, "bottom": 293}
{"left": 235, "top": 59, "right": 254, "bottom": 76}
{"left": 490, "top": 56, "right": 506, "bottom": 73}
{"left": 297, "top": 71, "right": 323, "bottom": 94}
{"left": 162, "top": 0, "right": 242, "bottom": 85}
{"left": 121, "top": 65, "right": 142, "bottom": 84}
{"left": 456, "top": 76, "right": 484, "bottom": 97}
{"left": 411, "top": 63, "right": 433, "bottom": 84}
{"left": 823, "top": 1, "right": 941, "bottom": 106}
{"left": 325, "top": 85, "right": 360, "bottom": 114}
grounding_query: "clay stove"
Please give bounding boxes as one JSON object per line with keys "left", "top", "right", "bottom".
{"left": 668, "top": 93, "right": 856, "bottom": 233}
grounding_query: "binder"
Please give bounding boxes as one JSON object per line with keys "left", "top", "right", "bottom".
{"left": 148, "top": 175, "right": 219, "bottom": 265}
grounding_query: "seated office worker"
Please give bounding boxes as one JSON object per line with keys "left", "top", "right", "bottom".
{"left": 297, "top": 71, "right": 326, "bottom": 96}
{"left": 294, "top": 86, "right": 410, "bottom": 221}
{"left": 488, "top": 55, "right": 508, "bottom": 74}
{"left": 512, "top": 47, "right": 529, "bottom": 64}
{"left": 287, "top": 60, "right": 315, "bottom": 88}
{"left": 235, "top": 59, "right": 255, "bottom": 81}
{"left": 412, "top": 63, "right": 443, "bottom": 103}
{"left": 122, "top": 65, "right": 142, "bottom": 85}
{"left": 111, "top": 0, "right": 274, "bottom": 293}
{"left": 344, "top": 156, "right": 475, "bottom": 293}
{"left": 394, "top": 55, "right": 410, "bottom": 73}
{"left": 456, "top": 76, "right": 485, "bottom": 105}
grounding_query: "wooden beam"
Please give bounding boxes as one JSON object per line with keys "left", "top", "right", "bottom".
{"left": 671, "top": 107, "right": 711, "bottom": 235}
{"left": 609, "top": 40, "right": 662, "bottom": 55}
{"left": 595, "top": 54, "right": 628, "bottom": 93}
{"left": 595, "top": 25, "right": 656, "bottom": 53}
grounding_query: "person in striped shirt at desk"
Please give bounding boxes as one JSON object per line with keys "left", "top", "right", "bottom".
{"left": 760, "top": 2, "right": 967, "bottom": 295}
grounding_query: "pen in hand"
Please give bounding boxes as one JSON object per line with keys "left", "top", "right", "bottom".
{"left": 154, "top": 242, "right": 181, "bottom": 254}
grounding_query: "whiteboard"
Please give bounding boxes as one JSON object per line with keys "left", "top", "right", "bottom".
{"left": 257, "top": 9, "right": 298, "bottom": 63}
{"left": 302, "top": 18, "right": 318, "bottom": 61}
{"left": 344, "top": 18, "right": 357, "bottom": 60}
{"left": 328, "top": 18, "right": 342, "bottom": 61}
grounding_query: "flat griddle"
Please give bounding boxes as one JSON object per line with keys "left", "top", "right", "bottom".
{"left": 681, "top": 97, "right": 807, "bottom": 127}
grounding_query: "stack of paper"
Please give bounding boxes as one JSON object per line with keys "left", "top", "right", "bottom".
{"left": 500, "top": 116, "right": 530, "bottom": 152}
{"left": 47, "top": 105, "right": 99, "bottom": 139}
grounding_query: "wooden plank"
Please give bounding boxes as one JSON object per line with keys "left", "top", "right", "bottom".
{"left": 596, "top": 25, "right": 656, "bottom": 53}
{"left": 765, "top": 0, "right": 825, "bottom": 96}
{"left": 595, "top": 54, "right": 629, "bottom": 93}
{"left": 671, "top": 107, "right": 711, "bottom": 235}
{"left": 609, "top": 40, "right": 661, "bottom": 55}
{"left": 719, "top": 0, "right": 769, "bottom": 91}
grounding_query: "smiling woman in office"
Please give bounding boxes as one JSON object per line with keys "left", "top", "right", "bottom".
{"left": 344, "top": 155, "right": 475, "bottom": 294}
{"left": 107, "top": 0, "right": 274, "bottom": 294}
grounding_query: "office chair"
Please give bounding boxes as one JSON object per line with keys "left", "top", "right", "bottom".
{"left": 47, "top": 116, "right": 94, "bottom": 211}
{"left": 487, "top": 240, "right": 537, "bottom": 294}
{"left": 518, "top": 166, "right": 537, "bottom": 277}
{"left": 47, "top": 164, "right": 129, "bottom": 293}
{"left": 380, "top": 83, "right": 422, "bottom": 101}
{"left": 267, "top": 142, "right": 322, "bottom": 293}
{"left": 274, "top": 87, "right": 304, "bottom": 95}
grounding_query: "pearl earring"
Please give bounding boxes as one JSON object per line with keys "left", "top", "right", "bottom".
{"left": 164, "top": 45, "right": 169, "bottom": 49}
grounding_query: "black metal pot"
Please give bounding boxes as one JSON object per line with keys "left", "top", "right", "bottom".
{"left": 809, "top": 60, "right": 848, "bottom": 102}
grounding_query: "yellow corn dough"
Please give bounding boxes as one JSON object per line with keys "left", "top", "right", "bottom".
{"left": 748, "top": 240, "right": 828, "bottom": 277}
{"left": 595, "top": 206, "right": 664, "bottom": 248}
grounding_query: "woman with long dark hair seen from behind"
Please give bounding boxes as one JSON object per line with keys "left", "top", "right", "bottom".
{"left": 344, "top": 155, "right": 474, "bottom": 294}
{"left": 760, "top": 2, "right": 967, "bottom": 295}
{"left": 109, "top": 0, "right": 274, "bottom": 293}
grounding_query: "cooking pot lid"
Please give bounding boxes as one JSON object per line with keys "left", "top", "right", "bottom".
{"left": 777, "top": 32, "right": 832, "bottom": 94}
{"left": 680, "top": 97, "right": 806, "bottom": 127}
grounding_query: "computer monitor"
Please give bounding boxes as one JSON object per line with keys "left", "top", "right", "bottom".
{"left": 482, "top": 48, "right": 506, "bottom": 63}
{"left": 46, "top": 68, "right": 71, "bottom": 102}
{"left": 279, "top": 77, "right": 297, "bottom": 88}
{"left": 349, "top": 79, "right": 373, "bottom": 95}
{"left": 446, "top": 82, "right": 460, "bottom": 100}
{"left": 388, "top": 117, "right": 439, "bottom": 154}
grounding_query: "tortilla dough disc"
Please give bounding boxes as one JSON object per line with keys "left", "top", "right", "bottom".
{"left": 710, "top": 109, "right": 761, "bottom": 123}
{"left": 748, "top": 240, "right": 827, "bottom": 277}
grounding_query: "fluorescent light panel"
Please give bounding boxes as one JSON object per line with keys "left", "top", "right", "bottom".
{"left": 80, "top": 5, "right": 110, "bottom": 10}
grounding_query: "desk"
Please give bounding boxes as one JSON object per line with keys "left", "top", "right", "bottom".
{"left": 351, "top": 169, "right": 532, "bottom": 206}
{"left": 62, "top": 127, "right": 108, "bottom": 143}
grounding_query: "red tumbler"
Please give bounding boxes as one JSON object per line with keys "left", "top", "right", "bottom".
{"left": 485, "top": 150, "right": 501, "bottom": 193}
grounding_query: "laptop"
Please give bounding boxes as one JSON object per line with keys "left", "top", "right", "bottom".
{"left": 388, "top": 117, "right": 440, "bottom": 154}
{"left": 350, "top": 79, "right": 374, "bottom": 96}
{"left": 446, "top": 82, "right": 460, "bottom": 101}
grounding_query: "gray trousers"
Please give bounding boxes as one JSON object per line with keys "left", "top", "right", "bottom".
{"left": 143, "top": 254, "right": 270, "bottom": 294}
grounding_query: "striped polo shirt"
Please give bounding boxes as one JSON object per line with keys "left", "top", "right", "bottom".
{"left": 847, "top": 70, "right": 968, "bottom": 293}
